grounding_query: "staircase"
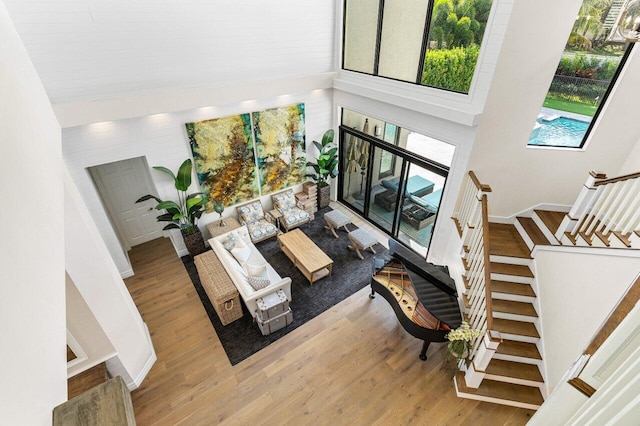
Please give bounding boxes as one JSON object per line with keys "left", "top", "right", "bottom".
{"left": 451, "top": 170, "right": 640, "bottom": 410}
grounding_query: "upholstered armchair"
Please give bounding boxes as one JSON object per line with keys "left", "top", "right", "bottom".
{"left": 236, "top": 200, "right": 278, "bottom": 243}
{"left": 271, "top": 189, "right": 311, "bottom": 232}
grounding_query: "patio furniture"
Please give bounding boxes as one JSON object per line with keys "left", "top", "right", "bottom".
{"left": 271, "top": 189, "right": 311, "bottom": 232}
{"left": 324, "top": 209, "right": 352, "bottom": 238}
{"left": 381, "top": 175, "right": 435, "bottom": 197}
{"left": 402, "top": 204, "right": 436, "bottom": 230}
{"left": 347, "top": 228, "right": 378, "bottom": 260}
{"left": 236, "top": 200, "right": 278, "bottom": 243}
{"left": 374, "top": 189, "right": 398, "bottom": 211}
{"left": 409, "top": 188, "right": 443, "bottom": 212}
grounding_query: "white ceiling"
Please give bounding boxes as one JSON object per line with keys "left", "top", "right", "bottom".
{"left": 4, "top": 0, "right": 336, "bottom": 105}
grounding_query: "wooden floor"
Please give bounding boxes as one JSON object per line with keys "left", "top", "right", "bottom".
{"left": 125, "top": 237, "right": 535, "bottom": 425}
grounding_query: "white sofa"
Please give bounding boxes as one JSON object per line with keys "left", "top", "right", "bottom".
{"left": 210, "top": 225, "right": 292, "bottom": 318}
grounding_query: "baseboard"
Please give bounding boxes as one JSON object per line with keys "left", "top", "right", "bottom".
{"left": 128, "top": 322, "right": 157, "bottom": 391}
{"left": 120, "top": 268, "right": 134, "bottom": 279}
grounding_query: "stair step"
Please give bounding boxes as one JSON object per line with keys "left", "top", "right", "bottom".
{"left": 67, "top": 362, "right": 109, "bottom": 400}
{"left": 455, "top": 371, "right": 544, "bottom": 409}
{"left": 517, "top": 217, "right": 552, "bottom": 246}
{"left": 496, "top": 339, "right": 542, "bottom": 360}
{"left": 612, "top": 231, "right": 633, "bottom": 248}
{"left": 492, "top": 299, "right": 538, "bottom": 317}
{"left": 534, "top": 209, "right": 566, "bottom": 235}
{"left": 491, "top": 280, "right": 536, "bottom": 297}
{"left": 490, "top": 262, "right": 534, "bottom": 278}
{"left": 486, "top": 359, "right": 543, "bottom": 383}
{"left": 488, "top": 223, "right": 532, "bottom": 259}
{"left": 493, "top": 318, "right": 540, "bottom": 338}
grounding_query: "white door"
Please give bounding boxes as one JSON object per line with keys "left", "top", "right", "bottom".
{"left": 92, "top": 157, "right": 163, "bottom": 248}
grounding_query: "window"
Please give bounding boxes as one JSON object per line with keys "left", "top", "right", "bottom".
{"left": 528, "top": 0, "right": 633, "bottom": 148}
{"left": 342, "top": 0, "right": 494, "bottom": 93}
{"left": 339, "top": 108, "right": 454, "bottom": 256}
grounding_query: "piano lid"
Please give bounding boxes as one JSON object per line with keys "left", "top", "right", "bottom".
{"left": 388, "top": 240, "right": 462, "bottom": 329}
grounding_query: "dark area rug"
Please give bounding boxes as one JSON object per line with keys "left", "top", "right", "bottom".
{"left": 181, "top": 206, "right": 388, "bottom": 365}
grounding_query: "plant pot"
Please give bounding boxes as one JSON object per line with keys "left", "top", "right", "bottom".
{"left": 182, "top": 228, "right": 206, "bottom": 257}
{"left": 318, "top": 184, "right": 331, "bottom": 209}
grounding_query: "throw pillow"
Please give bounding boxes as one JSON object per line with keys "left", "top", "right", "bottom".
{"left": 231, "top": 244, "right": 251, "bottom": 265}
{"left": 223, "top": 232, "right": 239, "bottom": 251}
{"left": 246, "top": 263, "right": 267, "bottom": 278}
{"left": 247, "top": 276, "right": 270, "bottom": 291}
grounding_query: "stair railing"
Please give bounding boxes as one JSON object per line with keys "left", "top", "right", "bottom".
{"left": 454, "top": 171, "right": 501, "bottom": 389}
{"left": 555, "top": 170, "right": 640, "bottom": 245}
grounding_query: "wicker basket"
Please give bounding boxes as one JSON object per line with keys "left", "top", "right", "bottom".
{"left": 194, "top": 251, "right": 243, "bottom": 325}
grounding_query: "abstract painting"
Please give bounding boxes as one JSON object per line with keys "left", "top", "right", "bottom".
{"left": 186, "top": 114, "right": 259, "bottom": 212}
{"left": 252, "top": 103, "right": 306, "bottom": 194}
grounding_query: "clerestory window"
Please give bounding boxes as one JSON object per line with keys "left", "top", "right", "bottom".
{"left": 342, "top": 0, "right": 494, "bottom": 94}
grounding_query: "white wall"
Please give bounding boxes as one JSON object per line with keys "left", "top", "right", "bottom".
{"left": 534, "top": 247, "right": 640, "bottom": 388}
{"left": 0, "top": 1, "right": 67, "bottom": 423}
{"left": 65, "top": 170, "right": 156, "bottom": 389}
{"left": 467, "top": 0, "right": 640, "bottom": 217}
{"left": 63, "top": 88, "right": 334, "bottom": 271}
{"left": 66, "top": 273, "right": 116, "bottom": 378}
{"left": 618, "top": 135, "right": 640, "bottom": 175}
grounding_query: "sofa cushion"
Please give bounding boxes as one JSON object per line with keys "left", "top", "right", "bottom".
{"left": 282, "top": 209, "right": 309, "bottom": 227}
{"left": 247, "top": 276, "right": 270, "bottom": 291}
{"left": 238, "top": 201, "right": 265, "bottom": 224}
{"left": 223, "top": 232, "right": 239, "bottom": 251}
{"left": 246, "top": 220, "right": 276, "bottom": 240}
{"left": 231, "top": 241, "right": 251, "bottom": 265}
{"left": 246, "top": 262, "right": 267, "bottom": 278}
{"left": 273, "top": 190, "right": 296, "bottom": 210}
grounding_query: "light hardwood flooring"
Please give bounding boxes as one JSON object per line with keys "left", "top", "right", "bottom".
{"left": 125, "top": 227, "right": 534, "bottom": 425}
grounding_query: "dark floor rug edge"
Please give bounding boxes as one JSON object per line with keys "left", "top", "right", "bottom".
{"left": 181, "top": 207, "right": 387, "bottom": 366}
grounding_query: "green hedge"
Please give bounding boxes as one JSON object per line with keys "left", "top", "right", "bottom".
{"left": 557, "top": 55, "right": 620, "bottom": 81}
{"left": 422, "top": 45, "right": 480, "bottom": 93}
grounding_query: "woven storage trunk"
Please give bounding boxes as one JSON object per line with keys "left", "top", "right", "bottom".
{"left": 255, "top": 289, "right": 290, "bottom": 322}
{"left": 257, "top": 308, "right": 293, "bottom": 336}
{"left": 194, "top": 251, "right": 243, "bottom": 325}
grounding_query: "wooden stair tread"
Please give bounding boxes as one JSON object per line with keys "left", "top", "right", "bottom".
{"left": 496, "top": 339, "right": 542, "bottom": 360}
{"left": 492, "top": 299, "right": 538, "bottom": 317}
{"left": 67, "top": 362, "right": 109, "bottom": 400}
{"left": 517, "top": 217, "right": 552, "bottom": 246}
{"left": 534, "top": 210, "right": 566, "bottom": 235}
{"left": 493, "top": 318, "right": 539, "bottom": 338}
{"left": 491, "top": 280, "right": 536, "bottom": 297}
{"left": 455, "top": 371, "right": 544, "bottom": 406}
{"left": 488, "top": 223, "right": 531, "bottom": 259}
{"left": 490, "top": 262, "right": 534, "bottom": 278}
{"left": 485, "top": 359, "right": 543, "bottom": 382}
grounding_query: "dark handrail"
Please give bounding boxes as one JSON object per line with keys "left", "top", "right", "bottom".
{"left": 594, "top": 171, "right": 640, "bottom": 186}
{"left": 469, "top": 171, "right": 492, "bottom": 193}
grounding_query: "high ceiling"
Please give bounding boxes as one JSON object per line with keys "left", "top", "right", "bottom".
{"left": 4, "top": 0, "right": 335, "bottom": 105}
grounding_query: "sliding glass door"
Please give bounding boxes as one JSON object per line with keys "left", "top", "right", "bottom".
{"left": 338, "top": 110, "right": 451, "bottom": 256}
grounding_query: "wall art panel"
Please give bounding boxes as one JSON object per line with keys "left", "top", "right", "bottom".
{"left": 252, "top": 103, "right": 306, "bottom": 194}
{"left": 186, "top": 114, "right": 259, "bottom": 212}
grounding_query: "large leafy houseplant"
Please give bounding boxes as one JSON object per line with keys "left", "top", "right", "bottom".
{"left": 136, "top": 159, "right": 206, "bottom": 242}
{"left": 306, "top": 129, "right": 337, "bottom": 209}
{"left": 306, "top": 129, "right": 337, "bottom": 188}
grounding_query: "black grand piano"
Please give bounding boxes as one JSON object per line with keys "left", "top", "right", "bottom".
{"left": 369, "top": 240, "right": 462, "bottom": 360}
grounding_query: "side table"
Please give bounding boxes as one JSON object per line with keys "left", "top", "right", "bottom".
{"left": 206, "top": 216, "right": 241, "bottom": 238}
{"left": 269, "top": 209, "right": 284, "bottom": 234}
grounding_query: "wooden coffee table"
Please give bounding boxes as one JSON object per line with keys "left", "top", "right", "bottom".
{"left": 278, "top": 229, "right": 333, "bottom": 285}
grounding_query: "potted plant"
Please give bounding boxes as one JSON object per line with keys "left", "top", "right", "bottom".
{"left": 306, "top": 129, "right": 337, "bottom": 209}
{"left": 445, "top": 321, "right": 483, "bottom": 367}
{"left": 136, "top": 159, "right": 207, "bottom": 257}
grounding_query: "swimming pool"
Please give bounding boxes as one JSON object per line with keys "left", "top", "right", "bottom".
{"left": 528, "top": 116, "right": 590, "bottom": 148}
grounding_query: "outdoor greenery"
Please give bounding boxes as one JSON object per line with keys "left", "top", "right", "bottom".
{"left": 422, "top": 45, "right": 479, "bottom": 92}
{"left": 542, "top": 95, "right": 598, "bottom": 117}
{"left": 422, "top": 0, "right": 492, "bottom": 92}
{"left": 556, "top": 55, "right": 620, "bottom": 81}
